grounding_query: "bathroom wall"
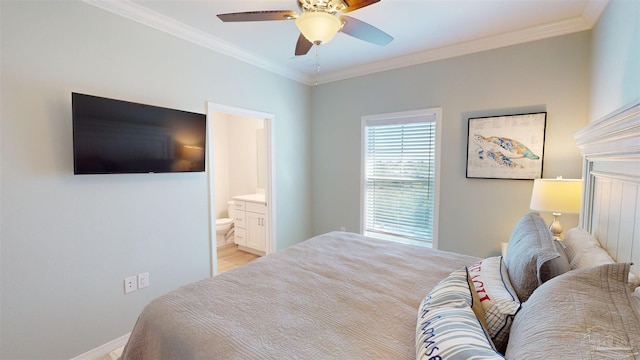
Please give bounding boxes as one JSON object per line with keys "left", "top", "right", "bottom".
{"left": 213, "top": 113, "right": 265, "bottom": 219}
{"left": 213, "top": 113, "right": 231, "bottom": 219}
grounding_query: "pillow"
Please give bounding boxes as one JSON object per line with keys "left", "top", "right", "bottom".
{"left": 416, "top": 268, "right": 504, "bottom": 360}
{"left": 563, "top": 228, "right": 596, "bottom": 260}
{"left": 468, "top": 270, "right": 491, "bottom": 335}
{"left": 504, "top": 213, "right": 562, "bottom": 302}
{"left": 418, "top": 267, "right": 489, "bottom": 332}
{"left": 505, "top": 263, "right": 640, "bottom": 359}
{"left": 421, "top": 267, "right": 476, "bottom": 307}
{"left": 563, "top": 227, "right": 640, "bottom": 289}
{"left": 538, "top": 240, "right": 571, "bottom": 283}
{"left": 467, "top": 256, "right": 521, "bottom": 353}
{"left": 627, "top": 272, "right": 638, "bottom": 291}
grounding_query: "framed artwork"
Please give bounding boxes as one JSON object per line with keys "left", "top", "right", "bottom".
{"left": 466, "top": 112, "right": 546, "bottom": 180}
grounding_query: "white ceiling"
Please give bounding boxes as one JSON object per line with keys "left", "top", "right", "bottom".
{"left": 85, "top": 0, "right": 608, "bottom": 85}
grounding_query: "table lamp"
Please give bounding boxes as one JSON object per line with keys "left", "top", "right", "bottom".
{"left": 529, "top": 177, "right": 582, "bottom": 240}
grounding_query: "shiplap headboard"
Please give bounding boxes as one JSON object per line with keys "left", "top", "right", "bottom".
{"left": 574, "top": 99, "right": 640, "bottom": 277}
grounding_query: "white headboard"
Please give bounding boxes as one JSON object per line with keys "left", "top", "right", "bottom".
{"left": 574, "top": 99, "right": 640, "bottom": 277}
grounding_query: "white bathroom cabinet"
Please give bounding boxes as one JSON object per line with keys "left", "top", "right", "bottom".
{"left": 233, "top": 195, "right": 267, "bottom": 256}
{"left": 245, "top": 202, "right": 267, "bottom": 252}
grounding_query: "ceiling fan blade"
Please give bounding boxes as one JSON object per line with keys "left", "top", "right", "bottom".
{"left": 217, "top": 10, "right": 298, "bottom": 22}
{"left": 295, "top": 34, "right": 313, "bottom": 56}
{"left": 339, "top": 16, "right": 392, "bottom": 45}
{"left": 341, "top": 0, "right": 380, "bottom": 13}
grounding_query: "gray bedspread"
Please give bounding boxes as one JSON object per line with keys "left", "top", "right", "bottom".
{"left": 120, "top": 231, "right": 480, "bottom": 359}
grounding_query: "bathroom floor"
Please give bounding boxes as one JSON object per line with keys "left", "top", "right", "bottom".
{"left": 97, "top": 346, "right": 124, "bottom": 360}
{"left": 217, "top": 244, "right": 260, "bottom": 274}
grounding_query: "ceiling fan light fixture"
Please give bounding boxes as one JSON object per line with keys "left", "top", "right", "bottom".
{"left": 295, "top": 11, "right": 342, "bottom": 44}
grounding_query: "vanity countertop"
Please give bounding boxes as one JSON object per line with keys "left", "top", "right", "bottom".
{"left": 233, "top": 193, "right": 266, "bottom": 204}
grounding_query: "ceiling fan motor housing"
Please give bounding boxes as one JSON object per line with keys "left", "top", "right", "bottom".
{"left": 298, "top": 0, "right": 348, "bottom": 14}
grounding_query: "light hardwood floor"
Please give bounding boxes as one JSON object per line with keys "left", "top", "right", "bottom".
{"left": 217, "top": 243, "right": 261, "bottom": 274}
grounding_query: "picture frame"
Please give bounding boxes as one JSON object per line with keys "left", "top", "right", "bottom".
{"left": 466, "top": 112, "right": 546, "bottom": 180}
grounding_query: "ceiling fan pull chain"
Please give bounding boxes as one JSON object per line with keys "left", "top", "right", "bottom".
{"left": 315, "top": 45, "right": 320, "bottom": 86}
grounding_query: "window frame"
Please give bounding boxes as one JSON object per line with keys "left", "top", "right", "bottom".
{"left": 359, "top": 108, "right": 442, "bottom": 249}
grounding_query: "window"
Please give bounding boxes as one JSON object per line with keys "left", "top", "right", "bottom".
{"left": 361, "top": 108, "right": 441, "bottom": 247}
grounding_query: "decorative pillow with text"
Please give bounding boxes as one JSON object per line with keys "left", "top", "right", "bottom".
{"left": 416, "top": 268, "right": 504, "bottom": 360}
{"left": 468, "top": 256, "right": 521, "bottom": 353}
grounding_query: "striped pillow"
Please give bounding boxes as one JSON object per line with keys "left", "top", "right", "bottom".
{"left": 416, "top": 268, "right": 504, "bottom": 360}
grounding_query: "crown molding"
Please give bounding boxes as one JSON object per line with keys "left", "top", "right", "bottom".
{"left": 83, "top": 0, "right": 310, "bottom": 84}
{"left": 84, "top": 0, "right": 607, "bottom": 86}
{"left": 316, "top": 16, "right": 593, "bottom": 84}
{"left": 581, "top": 0, "right": 610, "bottom": 28}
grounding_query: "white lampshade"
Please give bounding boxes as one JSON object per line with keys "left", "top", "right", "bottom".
{"left": 295, "top": 12, "right": 342, "bottom": 44}
{"left": 530, "top": 178, "right": 582, "bottom": 214}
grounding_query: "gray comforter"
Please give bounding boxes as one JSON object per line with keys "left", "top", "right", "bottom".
{"left": 120, "top": 231, "right": 479, "bottom": 359}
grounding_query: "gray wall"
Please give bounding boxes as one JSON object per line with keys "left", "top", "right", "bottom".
{"left": 0, "top": 1, "right": 311, "bottom": 358}
{"left": 310, "top": 32, "right": 590, "bottom": 258}
{"left": 1, "top": 0, "right": 638, "bottom": 358}
{"left": 589, "top": 0, "right": 640, "bottom": 122}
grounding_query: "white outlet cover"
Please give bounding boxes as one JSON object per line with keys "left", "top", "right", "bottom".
{"left": 138, "top": 272, "right": 149, "bottom": 289}
{"left": 124, "top": 276, "right": 138, "bottom": 294}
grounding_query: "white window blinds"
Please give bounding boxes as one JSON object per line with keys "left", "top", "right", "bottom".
{"left": 363, "top": 114, "right": 437, "bottom": 243}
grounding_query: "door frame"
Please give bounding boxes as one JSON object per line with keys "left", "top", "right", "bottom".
{"left": 206, "top": 102, "right": 275, "bottom": 276}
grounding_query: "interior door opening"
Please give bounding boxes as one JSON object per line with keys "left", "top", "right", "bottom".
{"left": 206, "top": 103, "right": 275, "bottom": 276}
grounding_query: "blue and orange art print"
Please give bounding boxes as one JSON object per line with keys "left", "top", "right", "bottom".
{"left": 466, "top": 112, "right": 546, "bottom": 180}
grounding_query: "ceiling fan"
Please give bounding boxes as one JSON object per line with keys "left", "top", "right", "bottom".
{"left": 217, "top": 0, "right": 393, "bottom": 56}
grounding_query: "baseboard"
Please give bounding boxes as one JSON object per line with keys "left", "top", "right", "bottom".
{"left": 70, "top": 333, "right": 130, "bottom": 360}
{"left": 237, "top": 245, "right": 266, "bottom": 257}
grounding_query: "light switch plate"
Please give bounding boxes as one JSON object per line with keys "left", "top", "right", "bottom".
{"left": 138, "top": 272, "right": 149, "bottom": 289}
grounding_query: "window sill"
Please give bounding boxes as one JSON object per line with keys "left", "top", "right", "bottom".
{"left": 364, "top": 231, "right": 433, "bottom": 248}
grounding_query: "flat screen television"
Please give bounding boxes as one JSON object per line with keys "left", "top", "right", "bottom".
{"left": 72, "top": 93, "right": 206, "bottom": 174}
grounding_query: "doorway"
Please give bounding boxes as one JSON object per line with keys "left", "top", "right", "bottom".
{"left": 206, "top": 102, "right": 275, "bottom": 276}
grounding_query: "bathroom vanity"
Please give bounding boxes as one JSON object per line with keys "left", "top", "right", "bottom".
{"left": 232, "top": 193, "right": 267, "bottom": 256}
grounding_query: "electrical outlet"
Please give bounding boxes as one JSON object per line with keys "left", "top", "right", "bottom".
{"left": 124, "top": 276, "right": 138, "bottom": 294}
{"left": 340, "top": 226, "right": 346, "bottom": 232}
{"left": 138, "top": 272, "right": 149, "bottom": 289}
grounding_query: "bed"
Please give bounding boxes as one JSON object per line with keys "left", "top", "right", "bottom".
{"left": 121, "top": 232, "right": 480, "bottom": 359}
{"left": 121, "top": 100, "right": 640, "bottom": 360}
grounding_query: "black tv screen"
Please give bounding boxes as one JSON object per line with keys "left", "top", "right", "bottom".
{"left": 72, "top": 93, "right": 206, "bottom": 174}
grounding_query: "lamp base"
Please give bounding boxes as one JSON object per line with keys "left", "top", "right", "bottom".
{"left": 549, "top": 212, "right": 563, "bottom": 240}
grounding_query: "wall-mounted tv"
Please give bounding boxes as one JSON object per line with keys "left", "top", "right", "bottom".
{"left": 72, "top": 93, "right": 206, "bottom": 174}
